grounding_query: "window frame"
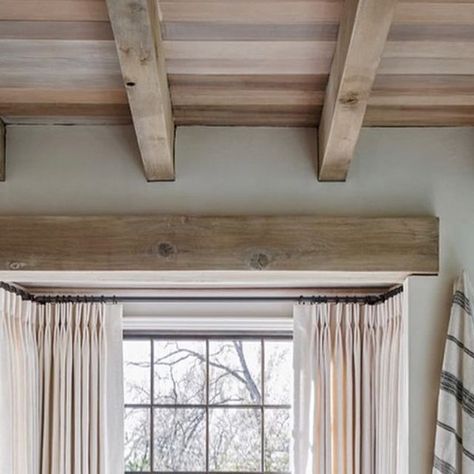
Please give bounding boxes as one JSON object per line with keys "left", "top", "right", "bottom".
{"left": 123, "top": 332, "right": 293, "bottom": 474}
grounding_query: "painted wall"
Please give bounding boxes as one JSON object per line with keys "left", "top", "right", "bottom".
{"left": 1, "top": 124, "right": 474, "bottom": 472}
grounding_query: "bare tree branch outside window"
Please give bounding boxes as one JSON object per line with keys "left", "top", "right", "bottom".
{"left": 124, "top": 336, "right": 292, "bottom": 474}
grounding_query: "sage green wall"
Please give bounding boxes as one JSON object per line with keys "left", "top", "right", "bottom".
{"left": 2, "top": 124, "right": 474, "bottom": 472}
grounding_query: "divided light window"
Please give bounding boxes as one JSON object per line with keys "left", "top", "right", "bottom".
{"left": 124, "top": 335, "right": 293, "bottom": 474}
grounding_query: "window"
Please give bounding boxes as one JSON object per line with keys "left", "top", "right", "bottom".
{"left": 124, "top": 335, "right": 293, "bottom": 474}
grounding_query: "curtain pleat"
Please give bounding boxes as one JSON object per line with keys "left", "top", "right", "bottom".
{"left": 0, "top": 291, "right": 39, "bottom": 474}
{"left": 293, "top": 293, "right": 407, "bottom": 474}
{"left": 0, "top": 289, "right": 124, "bottom": 474}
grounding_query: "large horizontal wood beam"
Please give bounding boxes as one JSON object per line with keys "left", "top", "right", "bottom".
{"left": 0, "top": 216, "right": 439, "bottom": 273}
{"left": 318, "top": 0, "right": 398, "bottom": 181}
{"left": 106, "top": 0, "right": 175, "bottom": 181}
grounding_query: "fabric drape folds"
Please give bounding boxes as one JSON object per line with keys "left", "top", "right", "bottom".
{"left": 293, "top": 292, "right": 407, "bottom": 474}
{"left": 0, "top": 288, "right": 124, "bottom": 474}
{"left": 433, "top": 273, "right": 474, "bottom": 474}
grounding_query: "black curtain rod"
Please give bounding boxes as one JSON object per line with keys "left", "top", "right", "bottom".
{"left": 0, "top": 281, "right": 403, "bottom": 306}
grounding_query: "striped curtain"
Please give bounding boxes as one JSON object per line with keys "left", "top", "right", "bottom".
{"left": 293, "top": 292, "right": 408, "bottom": 474}
{"left": 433, "top": 273, "right": 474, "bottom": 474}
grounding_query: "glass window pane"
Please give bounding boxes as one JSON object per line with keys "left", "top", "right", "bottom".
{"left": 264, "top": 340, "right": 293, "bottom": 404}
{"left": 264, "top": 409, "right": 291, "bottom": 472}
{"left": 124, "top": 408, "right": 150, "bottom": 472}
{"left": 209, "top": 340, "right": 261, "bottom": 405}
{"left": 209, "top": 408, "right": 261, "bottom": 472}
{"left": 124, "top": 340, "right": 150, "bottom": 404}
{"left": 154, "top": 408, "right": 206, "bottom": 471}
{"left": 154, "top": 340, "right": 206, "bottom": 404}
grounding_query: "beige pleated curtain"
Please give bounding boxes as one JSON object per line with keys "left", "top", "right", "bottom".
{"left": 293, "top": 292, "right": 408, "bottom": 474}
{"left": 0, "top": 288, "right": 124, "bottom": 474}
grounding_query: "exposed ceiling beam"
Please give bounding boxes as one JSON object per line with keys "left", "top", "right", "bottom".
{"left": 317, "top": 0, "right": 398, "bottom": 181}
{"left": 0, "top": 120, "right": 5, "bottom": 182}
{"left": 106, "top": 0, "right": 175, "bottom": 181}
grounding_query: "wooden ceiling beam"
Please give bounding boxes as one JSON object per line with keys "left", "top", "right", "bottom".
{"left": 106, "top": 0, "right": 175, "bottom": 181}
{"left": 317, "top": 0, "right": 398, "bottom": 181}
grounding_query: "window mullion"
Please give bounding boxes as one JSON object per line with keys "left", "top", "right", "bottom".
{"left": 124, "top": 334, "right": 292, "bottom": 474}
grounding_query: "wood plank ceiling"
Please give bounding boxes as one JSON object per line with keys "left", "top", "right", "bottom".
{"left": 0, "top": 0, "right": 473, "bottom": 180}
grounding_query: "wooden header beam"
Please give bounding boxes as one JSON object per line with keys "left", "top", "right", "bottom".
{"left": 318, "top": 0, "right": 398, "bottom": 181}
{"left": 106, "top": 0, "right": 175, "bottom": 181}
{"left": 0, "top": 216, "right": 438, "bottom": 273}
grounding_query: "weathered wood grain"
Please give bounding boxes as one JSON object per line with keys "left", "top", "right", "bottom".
{"left": 0, "top": 88, "right": 129, "bottom": 117}
{"left": 158, "top": 1, "right": 474, "bottom": 25}
{"left": 0, "top": 216, "right": 439, "bottom": 273}
{"left": 173, "top": 108, "right": 320, "bottom": 126}
{"left": 172, "top": 88, "right": 325, "bottom": 107}
{"left": 106, "top": 0, "right": 175, "bottom": 181}
{"left": 0, "top": 0, "right": 473, "bottom": 128}
{"left": 161, "top": 21, "right": 339, "bottom": 41}
{"left": 0, "top": 21, "right": 113, "bottom": 40}
{"left": 318, "top": 0, "right": 398, "bottom": 181}
{"left": 163, "top": 40, "right": 336, "bottom": 60}
{"left": 3, "top": 1, "right": 473, "bottom": 26}
{"left": 0, "top": 1, "right": 108, "bottom": 21}
{"left": 165, "top": 57, "right": 333, "bottom": 75}
{"left": 168, "top": 74, "right": 329, "bottom": 90}
{"left": 0, "top": 40, "right": 122, "bottom": 89}
{"left": 0, "top": 88, "right": 127, "bottom": 105}
{"left": 364, "top": 105, "right": 474, "bottom": 126}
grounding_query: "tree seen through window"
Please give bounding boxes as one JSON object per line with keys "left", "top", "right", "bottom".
{"left": 123, "top": 336, "right": 292, "bottom": 473}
